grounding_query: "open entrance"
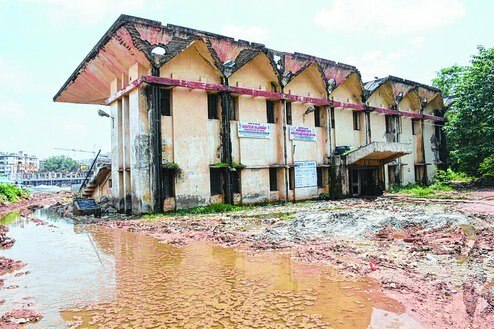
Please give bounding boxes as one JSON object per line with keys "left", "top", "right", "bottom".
{"left": 349, "top": 167, "right": 384, "bottom": 197}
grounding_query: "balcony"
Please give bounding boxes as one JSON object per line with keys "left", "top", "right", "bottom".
{"left": 345, "top": 142, "right": 411, "bottom": 166}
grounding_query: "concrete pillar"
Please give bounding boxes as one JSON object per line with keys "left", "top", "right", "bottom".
{"left": 128, "top": 64, "right": 152, "bottom": 214}
{"left": 122, "top": 95, "right": 131, "bottom": 211}
{"left": 128, "top": 85, "right": 152, "bottom": 214}
{"left": 110, "top": 78, "right": 124, "bottom": 208}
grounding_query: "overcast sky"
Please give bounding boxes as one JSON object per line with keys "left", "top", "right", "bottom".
{"left": 0, "top": 0, "right": 491, "bottom": 160}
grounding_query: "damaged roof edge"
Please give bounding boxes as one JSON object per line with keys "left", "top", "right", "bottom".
{"left": 53, "top": 14, "right": 160, "bottom": 102}
{"left": 364, "top": 75, "right": 441, "bottom": 97}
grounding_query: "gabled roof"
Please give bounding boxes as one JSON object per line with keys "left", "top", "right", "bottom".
{"left": 54, "top": 15, "right": 360, "bottom": 105}
{"left": 363, "top": 75, "right": 441, "bottom": 104}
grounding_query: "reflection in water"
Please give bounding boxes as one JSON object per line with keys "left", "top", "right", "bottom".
{"left": 1, "top": 210, "right": 416, "bottom": 328}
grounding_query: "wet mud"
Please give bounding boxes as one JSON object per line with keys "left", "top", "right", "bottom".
{"left": 0, "top": 208, "right": 418, "bottom": 328}
{"left": 101, "top": 197, "right": 494, "bottom": 328}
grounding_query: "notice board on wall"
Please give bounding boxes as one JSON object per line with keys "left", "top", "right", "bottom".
{"left": 238, "top": 122, "right": 270, "bottom": 139}
{"left": 294, "top": 161, "right": 317, "bottom": 188}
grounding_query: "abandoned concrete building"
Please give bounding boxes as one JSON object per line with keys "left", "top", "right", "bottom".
{"left": 54, "top": 15, "right": 447, "bottom": 214}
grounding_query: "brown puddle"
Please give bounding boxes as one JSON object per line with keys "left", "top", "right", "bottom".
{"left": 1, "top": 210, "right": 419, "bottom": 328}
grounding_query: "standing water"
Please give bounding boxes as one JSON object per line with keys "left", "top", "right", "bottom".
{"left": 0, "top": 209, "right": 420, "bottom": 328}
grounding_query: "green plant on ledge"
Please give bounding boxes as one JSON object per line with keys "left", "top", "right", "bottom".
{"left": 163, "top": 162, "right": 180, "bottom": 169}
{"left": 210, "top": 162, "right": 243, "bottom": 168}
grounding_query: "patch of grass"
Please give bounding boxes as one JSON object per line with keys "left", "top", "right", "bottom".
{"left": 388, "top": 183, "right": 453, "bottom": 198}
{"left": 142, "top": 203, "right": 255, "bottom": 219}
{"left": 0, "top": 184, "right": 29, "bottom": 204}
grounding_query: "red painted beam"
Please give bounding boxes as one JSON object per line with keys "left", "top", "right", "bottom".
{"left": 143, "top": 76, "right": 228, "bottom": 92}
{"left": 423, "top": 114, "right": 447, "bottom": 122}
{"left": 229, "top": 86, "right": 281, "bottom": 100}
{"left": 105, "top": 76, "right": 445, "bottom": 122}
{"left": 400, "top": 111, "right": 422, "bottom": 119}
{"left": 105, "top": 77, "right": 142, "bottom": 105}
{"left": 368, "top": 106, "right": 400, "bottom": 115}
{"left": 333, "top": 101, "right": 364, "bottom": 110}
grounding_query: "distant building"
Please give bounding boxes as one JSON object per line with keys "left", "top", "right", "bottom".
{"left": 54, "top": 15, "right": 447, "bottom": 214}
{"left": 0, "top": 151, "right": 39, "bottom": 180}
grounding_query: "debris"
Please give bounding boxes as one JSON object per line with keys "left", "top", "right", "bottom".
{"left": 369, "top": 260, "right": 379, "bottom": 271}
{"left": 0, "top": 309, "right": 42, "bottom": 327}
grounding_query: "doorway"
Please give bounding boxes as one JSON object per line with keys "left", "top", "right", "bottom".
{"left": 349, "top": 167, "right": 383, "bottom": 197}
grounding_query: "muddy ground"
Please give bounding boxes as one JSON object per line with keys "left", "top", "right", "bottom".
{"left": 1, "top": 189, "right": 493, "bottom": 328}
{"left": 0, "top": 191, "right": 71, "bottom": 218}
{"left": 100, "top": 189, "right": 494, "bottom": 328}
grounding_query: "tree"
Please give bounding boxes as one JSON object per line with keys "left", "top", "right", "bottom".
{"left": 432, "top": 65, "right": 466, "bottom": 96}
{"left": 42, "top": 155, "right": 80, "bottom": 172}
{"left": 433, "top": 46, "right": 494, "bottom": 176}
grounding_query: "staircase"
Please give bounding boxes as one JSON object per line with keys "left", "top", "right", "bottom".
{"left": 81, "top": 164, "right": 111, "bottom": 198}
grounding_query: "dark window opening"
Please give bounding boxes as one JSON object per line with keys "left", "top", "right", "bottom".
{"left": 330, "top": 107, "right": 335, "bottom": 128}
{"left": 412, "top": 119, "right": 418, "bottom": 135}
{"left": 231, "top": 170, "right": 241, "bottom": 194}
{"left": 210, "top": 169, "right": 223, "bottom": 195}
{"left": 162, "top": 168, "right": 175, "bottom": 198}
{"left": 435, "top": 125, "right": 442, "bottom": 142}
{"left": 270, "top": 82, "right": 278, "bottom": 93}
{"left": 314, "top": 107, "right": 321, "bottom": 127}
{"left": 108, "top": 179, "right": 112, "bottom": 188}
{"left": 269, "top": 168, "right": 278, "bottom": 191}
{"left": 289, "top": 167, "right": 295, "bottom": 190}
{"left": 385, "top": 115, "right": 394, "bottom": 133}
{"left": 208, "top": 93, "right": 219, "bottom": 119}
{"left": 266, "top": 100, "right": 275, "bottom": 123}
{"left": 229, "top": 96, "right": 238, "bottom": 121}
{"left": 388, "top": 165, "right": 400, "bottom": 186}
{"left": 160, "top": 89, "right": 171, "bottom": 116}
{"left": 353, "top": 111, "right": 361, "bottom": 130}
{"left": 286, "top": 102, "right": 292, "bottom": 125}
{"left": 414, "top": 165, "right": 425, "bottom": 183}
{"left": 317, "top": 167, "right": 323, "bottom": 188}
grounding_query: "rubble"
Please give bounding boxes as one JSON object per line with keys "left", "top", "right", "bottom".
{"left": 0, "top": 225, "right": 15, "bottom": 248}
{"left": 0, "top": 257, "right": 27, "bottom": 276}
{"left": 0, "top": 309, "right": 42, "bottom": 328}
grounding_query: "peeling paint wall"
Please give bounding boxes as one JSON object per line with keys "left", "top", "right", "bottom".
{"left": 128, "top": 65, "right": 152, "bottom": 213}
{"left": 56, "top": 15, "right": 446, "bottom": 213}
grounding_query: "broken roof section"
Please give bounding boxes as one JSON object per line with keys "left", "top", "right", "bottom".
{"left": 54, "top": 14, "right": 360, "bottom": 105}
{"left": 363, "top": 76, "right": 442, "bottom": 107}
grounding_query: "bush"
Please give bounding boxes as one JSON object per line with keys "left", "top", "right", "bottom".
{"left": 0, "top": 184, "right": 29, "bottom": 204}
{"left": 319, "top": 193, "right": 330, "bottom": 200}
{"left": 434, "top": 168, "right": 473, "bottom": 185}
{"left": 479, "top": 154, "right": 494, "bottom": 185}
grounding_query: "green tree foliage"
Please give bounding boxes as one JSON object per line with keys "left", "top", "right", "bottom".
{"left": 42, "top": 155, "right": 80, "bottom": 172}
{"left": 479, "top": 154, "right": 494, "bottom": 184}
{"left": 432, "top": 65, "right": 466, "bottom": 96}
{"left": 0, "top": 183, "right": 29, "bottom": 204}
{"left": 433, "top": 46, "right": 494, "bottom": 177}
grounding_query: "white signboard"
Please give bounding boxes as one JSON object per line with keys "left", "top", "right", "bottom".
{"left": 238, "top": 122, "right": 270, "bottom": 139}
{"left": 294, "top": 161, "right": 317, "bottom": 188}
{"left": 289, "top": 126, "right": 317, "bottom": 142}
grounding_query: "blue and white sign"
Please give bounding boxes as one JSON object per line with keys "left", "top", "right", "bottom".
{"left": 294, "top": 161, "right": 317, "bottom": 188}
